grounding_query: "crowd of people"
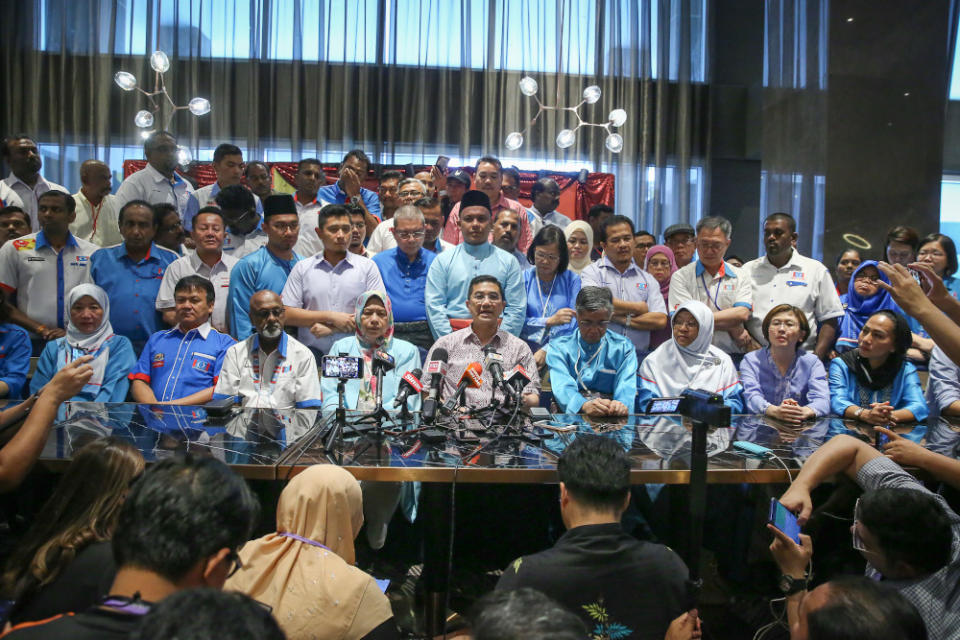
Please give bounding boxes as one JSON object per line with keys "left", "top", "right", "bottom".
{"left": 0, "top": 130, "right": 958, "bottom": 638}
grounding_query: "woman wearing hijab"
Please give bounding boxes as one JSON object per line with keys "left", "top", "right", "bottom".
{"left": 321, "top": 291, "right": 422, "bottom": 414}
{"left": 226, "top": 465, "right": 398, "bottom": 640}
{"left": 320, "top": 291, "right": 421, "bottom": 550}
{"left": 830, "top": 310, "right": 927, "bottom": 424}
{"left": 564, "top": 220, "right": 594, "bottom": 275}
{"left": 637, "top": 300, "right": 743, "bottom": 412}
{"left": 644, "top": 245, "right": 678, "bottom": 349}
{"left": 835, "top": 261, "right": 900, "bottom": 353}
{"left": 30, "top": 284, "right": 135, "bottom": 402}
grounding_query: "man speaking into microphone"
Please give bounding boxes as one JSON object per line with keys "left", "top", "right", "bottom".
{"left": 423, "top": 275, "right": 540, "bottom": 411}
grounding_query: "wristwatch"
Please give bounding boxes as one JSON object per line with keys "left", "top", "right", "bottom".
{"left": 778, "top": 573, "right": 809, "bottom": 595}
{"left": 349, "top": 195, "right": 362, "bottom": 207}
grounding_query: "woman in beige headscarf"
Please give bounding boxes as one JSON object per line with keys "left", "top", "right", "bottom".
{"left": 227, "top": 465, "right": 397, "bottom": 640}
{"left": 564, "top": 220, "right": 594, "bottom": 274}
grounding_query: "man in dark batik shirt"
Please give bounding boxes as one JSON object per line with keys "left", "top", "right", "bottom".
{"left": 496, "top": 435, "right": 694, "bottom": 640}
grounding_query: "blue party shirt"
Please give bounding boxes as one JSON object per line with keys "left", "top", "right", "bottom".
{"left": 129, "top": 322, "right": 235, "bottom": 402}
{"left": 372, "top": 247, "right": 436, "bottom": 323}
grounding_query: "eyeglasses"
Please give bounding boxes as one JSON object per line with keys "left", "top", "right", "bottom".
{"left": 534, "top": 252, "right": 559, "bottom": 262}
{"left": 253, "top": 308, "right": 284, "bottom": 320}
{"left": 470, "top": 292, "right": 502, "bottom": 302}
{"left": 398, "top": 190, "right": 424, "bottom": 198}
{"left": 226, "top": 550, "right": 244, "bottom": 578}
{"left": 854, "top": 274, "right": 881, "bottom": 283}
{"left": 395, "top": 230, "right": 425, "bottom": 240}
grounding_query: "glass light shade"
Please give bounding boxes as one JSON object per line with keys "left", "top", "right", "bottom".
{"left": 176, "top": 145, "right": 192, "bottom": 166}
{"left": 519, "top": 76, "right": 539, "bottom": 97}
{"left": 556, "top": 129, "right": 576, "bottom": 149}
{"left": 150, "top": 50, "right": 170, "bottom": 73}
{"left": 114, "top": 71, "right": 137, "bottom": 90}
{"left": 139, "top": 130, "right": 153, "bottom": 140}
{"left": 188, "top": 98, "right": 211, "bottom": 116}
{"left": 134, "top": 110, "right": 154, "bottom": 128}
{"left": 582, "top": 85, "right": 601, "bottom": 104}
{"left": 608, "top": 108, "right": 627, "bottom": 127}
{"left": 504, "top": 132, "right": 524, "bottom": 150}
{"left": 605, "top": 133, "right": 624, "bottom": 153}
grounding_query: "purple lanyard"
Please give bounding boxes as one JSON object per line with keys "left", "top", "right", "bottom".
{"left": 100, "top": 597, "right": 151, "bottom": 616}
{"left": 279, "top": 531, "right": 332, "bottom": 551}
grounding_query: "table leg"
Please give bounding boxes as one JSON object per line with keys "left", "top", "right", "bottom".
{"left": 422, "top": 482, "right": 452, "bottom": 637}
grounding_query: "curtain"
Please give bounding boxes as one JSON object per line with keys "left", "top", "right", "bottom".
{"left": 760, "top": 0, "right": 828, "bottom": 259}
{"left": 0, "top": 0, "right": 708, "bottom": 232}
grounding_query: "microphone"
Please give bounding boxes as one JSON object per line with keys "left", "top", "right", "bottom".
{"left": 483, "top": 346, "right": 506, "bottom": 390}
{"left": 504, "top": 364, "right": 532, "bottom": 399}
{"left": 443, "top": 362, "right": 484, "bottom": 412}
{"left": 393, "top": 368, "right": 424, "bottom": 409}
{"left": 421, "top": 348, "right": 449, "bottom": 424}
{"left": 373, "top": 350, "right": 396, "bottom": 373}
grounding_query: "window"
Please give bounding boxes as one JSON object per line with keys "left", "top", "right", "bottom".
{"left": 940, "top": 176, "right": 960, "bottom": 264}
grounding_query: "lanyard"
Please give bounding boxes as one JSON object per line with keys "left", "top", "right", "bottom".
{"left": 700, "top": 272, "right": 724, "bottom": 311}
{"left": 574, "top": 336, "right": 606, "bottom": 393}
{"left": 100, "top": 596, "right": 152, "bottom": 616}
{"left": 536, "top": 275, "right": 556, "bottom": 343}
{"left": 251, "top": 347, "right": 283, "bottom": 388}
{"left": 279, "top": 531, "right": 332, "bottom": 551}
{"left": 89, "top": 198, "right": 105, "bottom": 238}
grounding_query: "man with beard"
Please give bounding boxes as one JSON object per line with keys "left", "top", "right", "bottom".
{"left": 1, "top": 134, "right": 68, "bottom": 230}
{"left": 492, "top": 208, "right": 531, "bottom": 270}
{"left": 115, "top": 131, "right": 194, "bottom": 220}
{"left": 213, "top": 290, "right": 321, "bottom": 409}
{"left": 71, "top": 159, "right": 122, "bottom": 247}
{"left": 742, "top": 212, "right": 844, "bottom": 360}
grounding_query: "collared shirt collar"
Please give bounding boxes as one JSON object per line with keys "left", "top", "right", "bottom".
{"left": 6, "top": 172, "right": 49, "bottom": 191}
{"left": 599, "top": 252, "right": 638, "bottom": 276}
{"left": 427, "top": 237, "right": 443, "bottom": 253}
{"left": 176, "top": 321, "right": 212, "bottom": 339}
{"left": 694, "top": 259, "right": 736, "bottom": 278}
{"left": 764, "top": 248, "right": 801, "bottom": 270}
{"left": 188, "top": 251, "right": 226, "bottom": 272}
{"left": 294, "top": 192, "right": 319, "bottom": 206}
{"left": 35, "top": 229, "right": 78, "bottom": 250}
{"left": 144, "top": 162, "right": 185, "bottom": 186}
{"left": 122, "top": 242, "right": 156, "bottom": 263}
{"left": 466, "top": 327, "right": 503, "bottom": 347}
{"left": 316, "top": 250, "right": 355, "bottom": 268}
{"left": 393, "top": 247, "right": 424, "bottom": 266}
{"left": 252, "top": 331, "right": 288, "bottom": 359}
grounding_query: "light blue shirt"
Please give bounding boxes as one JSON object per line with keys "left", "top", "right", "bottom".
{"left": 424, "top": 242, "right": 525, "bottom": 339}
{"left": 316, "top": 182, "right": 382, "bottom": 219}
{"left": 521, "top": 269, "right": 581, "bottom": 350}
{"left": 372, "top": 247, "right": 436, "bottom": 323}
{"left": 32, "top": 334, "right": 136, "bottom": 402}
{"left": 828, "top": 357, "right": 928, "bottom": 421}
{"left": 0, "top": 324, "right": 30, "bottom": 398}
{"left": 320, "top": 336, "right": 422, "bottom": 414}
{"left": 739, "top": 348, "right": 830, "bottom": 416}
{"left": 546, "top": 330, "right": 637, "bottom": 413}
{"left": 228, "top": 246, "right": 304, "bottom": 340}
{"left": 580, "top": 255, "right": 667, "bottom": 352}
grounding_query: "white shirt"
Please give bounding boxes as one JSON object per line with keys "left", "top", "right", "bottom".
{"left": 71, "top": 191, "right": 122, "bottom": 247}
{"left": 527, "top": 206, "right": 572, "bottom": 236}
{"left": 2, "top": 173, "right": 69, "bottom": 230}
{"left": 114, "top": 163, "right": 194, "bottom": 219}
{"left": 742, "top": 249, "right": 845, "bottom": 350}
{"left": 0, "top": 231, "right": 98, "bottom": 329}
{"left": 367, "top": 217, "right": 454, "bottom": 254}
{"left": 292, "top": 195, "right": 330, "bottom": 257}
{"left": 668, "top": 260, "right": 754, "bottom": 353}
{"left": 0, "top": 181, "right": 24, "bottom": 209}
{"left": 155, "top": 251, "right": 238, "bottom": 332}
{"left": 213, "top": 333, "right": 322, "bottom": 410}
{"left": 223, "top": 228, "right": 268, "bottom": 260}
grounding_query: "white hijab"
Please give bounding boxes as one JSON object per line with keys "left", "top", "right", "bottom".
{"left": 639, "top": 300, "right": 740, "bottom": 397}
{"left": 61, "top": 284, "right": 115, "bottom": 387}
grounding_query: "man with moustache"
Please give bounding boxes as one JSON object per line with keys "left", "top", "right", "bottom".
{"left": 71, "top": 159, "right": 122, "bottom": 247}
{"left": 1, "top": 134, "right": 68, "bottom": 230}
{"left": 115, "top": 131, "right": 194, "bottom": 220}
{"left": 213, "top": 290, "right": 322, "bottom": 409}
{"left": 365, "top": 178, "right": 429, "bottom": 252}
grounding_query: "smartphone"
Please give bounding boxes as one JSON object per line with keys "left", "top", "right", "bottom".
{"left": 320, "top": 355, "right": 364, "bottom": 379}
{"left": 768, "top": 498, "right": 801, "bottom": 544}
{"left": 875, "top": 431, "right": 890, "bottom": 450}
{"left": 646, "top": 397, "right": 683, "bottom": 414}
{"left": 909, "top": 269, "right": 923, "bottom": 286}
{"left": 435, "top": 155, "right": 450, "bottom": 171}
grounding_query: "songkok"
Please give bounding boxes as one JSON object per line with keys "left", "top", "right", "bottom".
{"left": 459, "top": 190, "right": 492, "bottom": 213}
{"left": 263, "top": 194, "right": 297, "bottom": 219}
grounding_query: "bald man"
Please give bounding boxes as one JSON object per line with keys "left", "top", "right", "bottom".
{"left": 213, "top": 290, "right": 322, "bottom": 409}
{"left": 72, "top": 159, "right": 122, "bottom": 246}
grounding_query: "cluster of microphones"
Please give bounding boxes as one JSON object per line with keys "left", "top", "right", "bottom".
{"left": 390, "top": 348, "right": 531, "bottom": 425}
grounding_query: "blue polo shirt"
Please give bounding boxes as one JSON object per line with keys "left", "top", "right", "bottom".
{"left": 372, "top": 247, "right": 436, "bottom": 323}
{"left": 91, "top": 242, "right": 179, "bottom": 350}
{"left": 316, "top": 182, "right": 381, "bottom": 219}
{"left": 0, "top": 323, "right": 30, "bottom": 398}
{"left": 227, "top": 246, "right": 304, "bottom": 340}
{"left": 129, "top": 322, "right": 235, "bottom": 402}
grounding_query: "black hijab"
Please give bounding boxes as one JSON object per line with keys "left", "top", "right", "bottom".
{"left": 839, "top": 310, "right": 913, "bottom": 391}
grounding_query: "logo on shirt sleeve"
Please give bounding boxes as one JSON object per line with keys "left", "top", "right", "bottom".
{"left": 13, "top": 238, "right": 35, "bottom": 251}
{"left": 152, "top": 353, "right": 165, "bottom": 368}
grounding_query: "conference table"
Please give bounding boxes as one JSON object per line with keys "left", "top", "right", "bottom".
{"left": 36, "top": 402, "right": 960, "bottom": 634}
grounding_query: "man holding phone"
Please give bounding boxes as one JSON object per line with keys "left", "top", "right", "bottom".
{"left": 316, "top": 150, "right": 381, "bottom": 236}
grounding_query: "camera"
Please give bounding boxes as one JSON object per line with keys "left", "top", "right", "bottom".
{"left": 646, "top": 389, "right": 731, "bottom": 426}
{"left": 320, "top": 355, "right": 363, "bottom": 379}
